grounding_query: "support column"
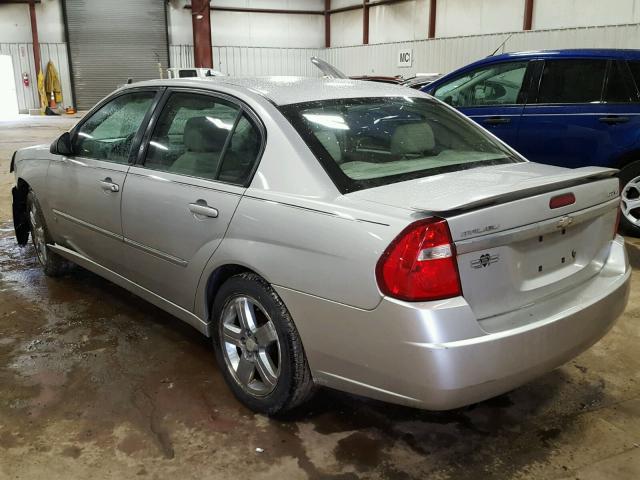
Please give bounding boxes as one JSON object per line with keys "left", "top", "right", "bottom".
{"left": 362, "top": 0, "right": 369, "bottom": 45}
{"left": 523, "top": 0, "right": 534, "bottom": 30}
{"left": 428, "top": 0, "right": 437, "bottom": 39}
{"left": 28, "top": 0, "right": 41, "bottom": 75}
{"left": 324, "top": 0, "right": 331, "bottom": 48}
{"left": 192, "top": 0, "right": 213, "bottom": 68}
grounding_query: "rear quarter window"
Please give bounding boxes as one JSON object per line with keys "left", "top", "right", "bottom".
{"left": 604, "top": 61, "right": 635, "bottom": 103}
{"left": 626, "top": 60, "right": 640, "bottom": 97}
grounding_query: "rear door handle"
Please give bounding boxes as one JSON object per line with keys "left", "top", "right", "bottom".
{"left": 599, "top": 116, "right": 629, "bottom": 124}
{"left": 482, "top": 116, "right": 511, "bottom": 125}
{"left": 100, "top": 178, "right": 120, "bottom": 193}
{"left": 188, "top": 202, "right": 219, "bottom": 218}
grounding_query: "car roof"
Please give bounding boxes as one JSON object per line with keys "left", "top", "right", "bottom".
{"left": 128, "top": 76, "right": 420, "bottom": 106}
{"left": 422, "top": 49, "right": 640, "bottom": 91}
{"left": 465, "top": 48, "right": 640, "bottom": 68}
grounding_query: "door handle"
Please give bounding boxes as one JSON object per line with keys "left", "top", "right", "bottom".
{"left": 482, "top": 116, "right": 511, "bottom": 125}
{"left": 100, "top": 178, "right": 120, "bottom": 193}
{"left": 188, "top": 202, "right": 219, "bottom": 218}
{"left": 599, "top": 116, "right": 629, "bottom": 124}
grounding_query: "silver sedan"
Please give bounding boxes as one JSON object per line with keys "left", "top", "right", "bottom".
{"left": 11, "top": 77, "right": 630, "bottom": 414}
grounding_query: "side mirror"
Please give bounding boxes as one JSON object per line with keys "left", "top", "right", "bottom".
{"left": 50, "top": 132, "right": 73, "bottom": 156}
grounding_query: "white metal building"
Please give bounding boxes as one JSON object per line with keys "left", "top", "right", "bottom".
{"left": 3, "top": 0, "right": 640, "bottom": 111}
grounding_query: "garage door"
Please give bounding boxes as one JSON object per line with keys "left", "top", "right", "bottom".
{"left": 64, "top": 0, "right": 168, "bottom": 110}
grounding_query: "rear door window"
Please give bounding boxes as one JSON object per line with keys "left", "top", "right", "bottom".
{"left": 535, "top": 59, "right": 607, "bottom": 104}
{"left": 143, "top": 92, "right": 262, "bottom": 185}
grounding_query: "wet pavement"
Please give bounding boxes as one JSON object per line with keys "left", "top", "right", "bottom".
{"left": 1, "top": 116, "right": 640, "bottom": 479}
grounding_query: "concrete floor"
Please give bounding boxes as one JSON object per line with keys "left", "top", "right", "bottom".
{"left": 1, "top": 116, "right": 639, "bottom": 479}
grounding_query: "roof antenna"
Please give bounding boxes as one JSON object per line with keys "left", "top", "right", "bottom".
{"left": 489, "top": 34, "right": 513, "bottom": 57}
{"left": 126, "top": 77, "right": 133, "bottom": 84}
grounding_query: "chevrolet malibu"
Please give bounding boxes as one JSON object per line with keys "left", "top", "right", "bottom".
{"left": 10, "top": 77, "right": 630, "bottom": 415}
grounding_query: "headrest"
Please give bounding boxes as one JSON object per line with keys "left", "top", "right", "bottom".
{"left": 315, "top": 130, "right": 342, "bottom": 163}
{"left": 390, "top": 122, "right": 435, "bottom": 155}
{"left": 183, "top": 116, "right": 230, "bottom": 153}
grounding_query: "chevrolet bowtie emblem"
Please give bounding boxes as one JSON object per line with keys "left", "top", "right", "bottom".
{"left": 556, "top": 216, "right": 573, "bottom": 229}
{"left": 471, "top": 253, "right": 499, "bottom": 269}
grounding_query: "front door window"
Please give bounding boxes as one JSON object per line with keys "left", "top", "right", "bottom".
{"left": 72, "top": 91, "right": 156, "bottom": 163}
{"left": 433, "top": 62, "right": 528, "bottom": 107}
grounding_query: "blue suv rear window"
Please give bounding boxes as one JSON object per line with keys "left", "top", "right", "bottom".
{"left": 536, "top": 59, "right": 606, "bottom": 104}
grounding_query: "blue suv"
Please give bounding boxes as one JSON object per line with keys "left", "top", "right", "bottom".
{"left": 423, "top": 49, "right": 640, "bottom": 235}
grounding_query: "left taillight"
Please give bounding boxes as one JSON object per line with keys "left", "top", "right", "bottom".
{"left": 376, "top": 217, "right": 462, "bottom": 302}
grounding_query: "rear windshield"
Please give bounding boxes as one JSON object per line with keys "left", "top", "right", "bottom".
{"left": 280, "top": 96, "right": 522, "bottom": 192}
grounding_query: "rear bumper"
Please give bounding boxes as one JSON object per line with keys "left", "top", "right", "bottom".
{"left": 276, "top": 235, "right": 630, "bottom": 410}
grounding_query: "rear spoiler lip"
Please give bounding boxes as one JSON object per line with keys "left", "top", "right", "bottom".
{"left": 413, "top": 167, "right": 619, "bottom": 215}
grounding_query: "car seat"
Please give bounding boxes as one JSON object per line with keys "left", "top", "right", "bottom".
{"left": 390, "top": 122, "right": 435, "bottom": 156}
{"left": 169, "top": 116, "right": 230, "bottom": 179}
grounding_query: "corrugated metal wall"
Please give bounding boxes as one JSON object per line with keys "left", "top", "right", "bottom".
{"left": 324, "top": 23, "right": 640, "bottom": 77}
{"left": 0, "top": 42, "right": 72, "bottom": 114}
{"left": 64, "top": 0, "right": 169, "bottom": 110}
{"left": 6, "top": 22, "right": 640, "bottom": 112}
{"left": 213, "top": 46, "right": 323, "bottom": 77}
{"left": 170, "top": 45, "right": 323, "bottom": 76}
{"left": 170, "top": 23, "right": 640, "bottom": 78}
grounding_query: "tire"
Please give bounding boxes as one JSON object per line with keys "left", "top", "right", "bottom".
{"left": 27, "top": 191, "right": 71, "bottom": 277}
{"left": 211, "top": 272, "right": 314, "bottom": 415}
{"left": 619, "top": 162, "right": 640, "bottom": 237}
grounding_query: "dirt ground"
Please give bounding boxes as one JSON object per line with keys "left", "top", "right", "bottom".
{"left": 0, "top": 115, "right": 639, "bottom": 479}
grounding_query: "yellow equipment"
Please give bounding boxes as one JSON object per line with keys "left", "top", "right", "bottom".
{"left": 44, "top": 61, "right": 62, "bottom": 105}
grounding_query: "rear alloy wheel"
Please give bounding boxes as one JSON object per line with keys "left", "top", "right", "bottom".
{"left": 619, "top": 162, "right": 640, "bottom": 236}
{"left": 212, "top": 273, "right": 314, "bottom": 415}
{"left": 220, "top": 295, "right": 281, "bottom": 396}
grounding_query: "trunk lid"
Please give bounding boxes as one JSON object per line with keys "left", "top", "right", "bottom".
{"left": 348, "top": 162, "right": 620, "bottom": 322}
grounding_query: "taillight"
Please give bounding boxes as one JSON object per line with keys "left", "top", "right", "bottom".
{"left": 376, "top": 218, "right": 462, "bottom": 302}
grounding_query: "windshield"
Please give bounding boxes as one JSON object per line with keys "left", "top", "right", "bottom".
{"left": 279, "top": 96, "right": 522, "bottom": 192}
